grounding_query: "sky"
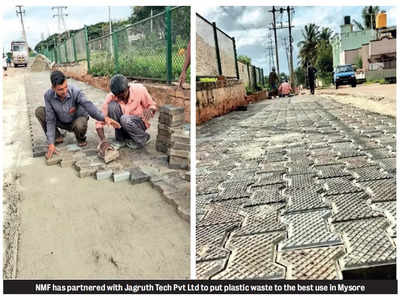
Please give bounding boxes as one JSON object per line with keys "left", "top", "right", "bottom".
{"left": 197, "top": 5, "right": 396, "bottom": 75}
{"left": 2, "top": 6, "right": 132, "bottom": 52}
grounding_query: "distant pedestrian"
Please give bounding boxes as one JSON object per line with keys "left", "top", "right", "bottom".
{"left": 278, "top": 79, "right": 292, "bottom": 97}
{"left": 307, "top": 64, "right": 317, "bottom": 95}
{"left": 269, "top": 67, "right": 279, "bottom": 98}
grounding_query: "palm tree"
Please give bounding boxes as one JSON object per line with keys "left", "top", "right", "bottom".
{"left": 362, "top": 6, "right": 380, "bottom": 29}
{"left": 319, "top": 27, "right": 333, "bottom": 43}
{"left": 297, "top": 23, "right": 320, "bottom": 68}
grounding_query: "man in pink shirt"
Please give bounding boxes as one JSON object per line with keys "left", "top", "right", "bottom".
{"left": 278, "top": 79, "right": 292, "bottom": 97}
{"left": 96, "top": 74, "right": 157, "bottom": 149}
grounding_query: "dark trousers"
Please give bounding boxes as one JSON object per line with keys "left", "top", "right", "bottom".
{"left": 108, "top": 101, "right": 149, "bottom": 147}
{"left": 309, "top": 79, "right": 315, "bottom": 95}
{"left": 35, "top": 106, "right": 88, "bottom": 143}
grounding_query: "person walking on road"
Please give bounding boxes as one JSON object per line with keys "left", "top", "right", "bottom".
{"left": 96, "top": 74, "right": 158, "bottom": 150}
{"left": 35, "top": 70, "right": 120, "bottom": 159}
{"left": 307, "top": 64, "right": 317, "bottom": 95}
{"left": 269, "top": 67, "right": 279, "bottom": 98}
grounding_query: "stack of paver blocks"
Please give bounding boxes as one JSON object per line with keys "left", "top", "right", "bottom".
{"left": 156, "top": 105, "right": 185, "bottom": 154}
{"left": 169, "top": 130, "right": 190, "bottom": 170}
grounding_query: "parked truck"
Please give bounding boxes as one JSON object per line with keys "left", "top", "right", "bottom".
{"left": 11, "top": 41, "right": 28, "bottom": 67}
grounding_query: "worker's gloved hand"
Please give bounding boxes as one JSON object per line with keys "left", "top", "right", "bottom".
{"left": 46, "top": 144, "right": 58, "bottom": 160}
{"left": 143, "top": 108, "right": 156, "bottom": 121}
{"left": 105, "top": 117, "right": 121, "bottom": 129}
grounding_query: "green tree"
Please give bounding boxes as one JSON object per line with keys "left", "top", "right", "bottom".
{"left": 237, "top": 55, "right": 251, "bottom": 64}
{"left": 362, "top": 6, "right": 380, "bottom": 29}
{"left": 294, "top": 67, "right": 306, "bottom": 86}
{"left": 280, "top": 72, "right": 288, "bottom": 82}
{"left": 297, "top": 23, "right": 320, "bottom": 68}
{"left": 129, "top": 6, "right": 166, "bottom": 23}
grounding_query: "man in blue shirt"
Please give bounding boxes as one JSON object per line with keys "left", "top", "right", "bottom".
{"left": 35, "top": 71, "right": 120, "bottom": 159}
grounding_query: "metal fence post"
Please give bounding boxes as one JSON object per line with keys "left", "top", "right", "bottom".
{"left": 64, "top": 40, "right": 68, "bottom": 63}
{"left": 165, "top": 6, "right": 172, "bottom": 84}
{"left": 52, "top": 37, "right": 56, "bottom": 63}
{"left": 84, "top": 25, "right": 91, "bottom": 73}
{"left": 232, "top": 37, "right": 239, "bottom": 80}
{"left": 247, "top": 63, "right": 251, "bottom": 88}
{"left": 252, "top": 66, "right": 257, "bottom": 90}
{"left": 212, "top": 22, "right": 222, "bottom": 76}
{"left": 72, "top": 33, "right": 77, "bottom": 62}
{"left": 112, "top": 31, "right": 120, "bottom": 73}
{"left": 261, "top": 68, "right": 265, "bottom": 86}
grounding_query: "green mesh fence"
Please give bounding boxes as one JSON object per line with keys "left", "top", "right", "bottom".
{"left": 88, "top": 34, "right": 113, "bottom": 76}
{"left": 113, "top": 9, "right": 167, "bottom": 80}
{"left": 66, "top": 38, "right": 74, "bottom": 62}
{"left": 59, "top": 43, "right": 66, "bottom": 63}
{"left": 74, "top": 29, "right": 87, "bottom": 61}
{"left": 37, "top": 7, "right": 189, "bottom": 83}
{"left": 171, "top": 6, "right": 190, "bottom": 81}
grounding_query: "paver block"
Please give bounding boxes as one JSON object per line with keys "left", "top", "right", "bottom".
{"left": 286, "top": 174, "right": 316, "bottom": 189}
{"left": 278, "top": 246, "right": 345, "bottom": 279}
{"left": 284, "top": 188, "right": 329, "bottom": 213}
{"left": 351, "top": 166, "right": 393, "bottom": 182}
{"left": 372, "top": 201, "right": 396, "bottom": 238}
{"left": 321, "top": 177, "right": 362, "bottom": 196}
{"left": 357, "top": 179, "right": 396, "bottom": 202}
{"left": 74, "top": 159, "right": 91, "bottom": 171}
{"left": 214, "top": 181, "right": 252, "bottom": 201}
{"left": 234, "top": 204, "right": 285, "bottom": 236}
{"left": 332, "top": 217, "right": 396, "bottom": 270}
{"left": 197, "top": 222, "right": 238, "bottom": 262}
{"left": 129, "top": 167, "right": 150, "bottom": 184}
{"left": 315, "top": 164, "right": 351, "bottom": 179}
{"left": 228, "top": 168, "right": 257, "bottom": 180}
{"left": 253, "top": 172, "right": 284, "bottom": 187}
{"left": 339, "top": 156, "right": 375, "bottom": 169}
{"left": 280, "top": 210, "right": 342, "bottom": 250}
{"left": 258, "top": 162, "right": 286, "bottom": 173}
{"left": 197, "top": 200, "right": 245, "bottom": 226}
{"left": 113, "top": 170, "right": 130, "bottom": 182}
{"left": 196, "top": 259, "right": 227, "bottom": 280}
{"left": 96, "top": 169, "right": 113, "bottom": 180}
{"left": 366, "top": 149, "right": 396, "bottom": 159}
{"left": 45, "top": 154, "right": 62, "bottom": 166}
{"left": 246, "top": 185, "right": 285, "bottom": 206}
{"left": 79, "top": 166, "right": 97, "bottom": 178}
{"left": 376, "top": 158, "right": 396, "bottom": 173}
{"left": 60, "top": 159, "right": 75, "bottom": 168}
{"left": 325, "top": 192, "right": 383, "bottom": 223}
{"left": 213, "top": 232, "right": 286, "bottom": 279}
{"left": 262, "top": 152, "right": 287, "bottom": 162}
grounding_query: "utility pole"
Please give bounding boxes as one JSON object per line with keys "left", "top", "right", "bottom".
{"left": 287, "top": 6, "right": 295, "bottom": 90}
{"left": 269, "top": 6, "right": 280, "bottom": 76}
{"left": 16, "top": 5, "right": 27, "bottom": 44}
{"left": 52, "top": 6, "right": 69, "bottom": 42}
{"left": 108, "top": 6, "right": 113, "bottom": 56}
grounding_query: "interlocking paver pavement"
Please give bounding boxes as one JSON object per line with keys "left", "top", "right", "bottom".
{"left": 196, "top": 95, "right": 396, "bottom": 279}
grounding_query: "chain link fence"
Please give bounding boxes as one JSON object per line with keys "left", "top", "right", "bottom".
{"left": 37, "top": 6, "right": 190, "bottom": 83}
{"left": 196, "top": 13, "right": 264, "bottom": 90}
